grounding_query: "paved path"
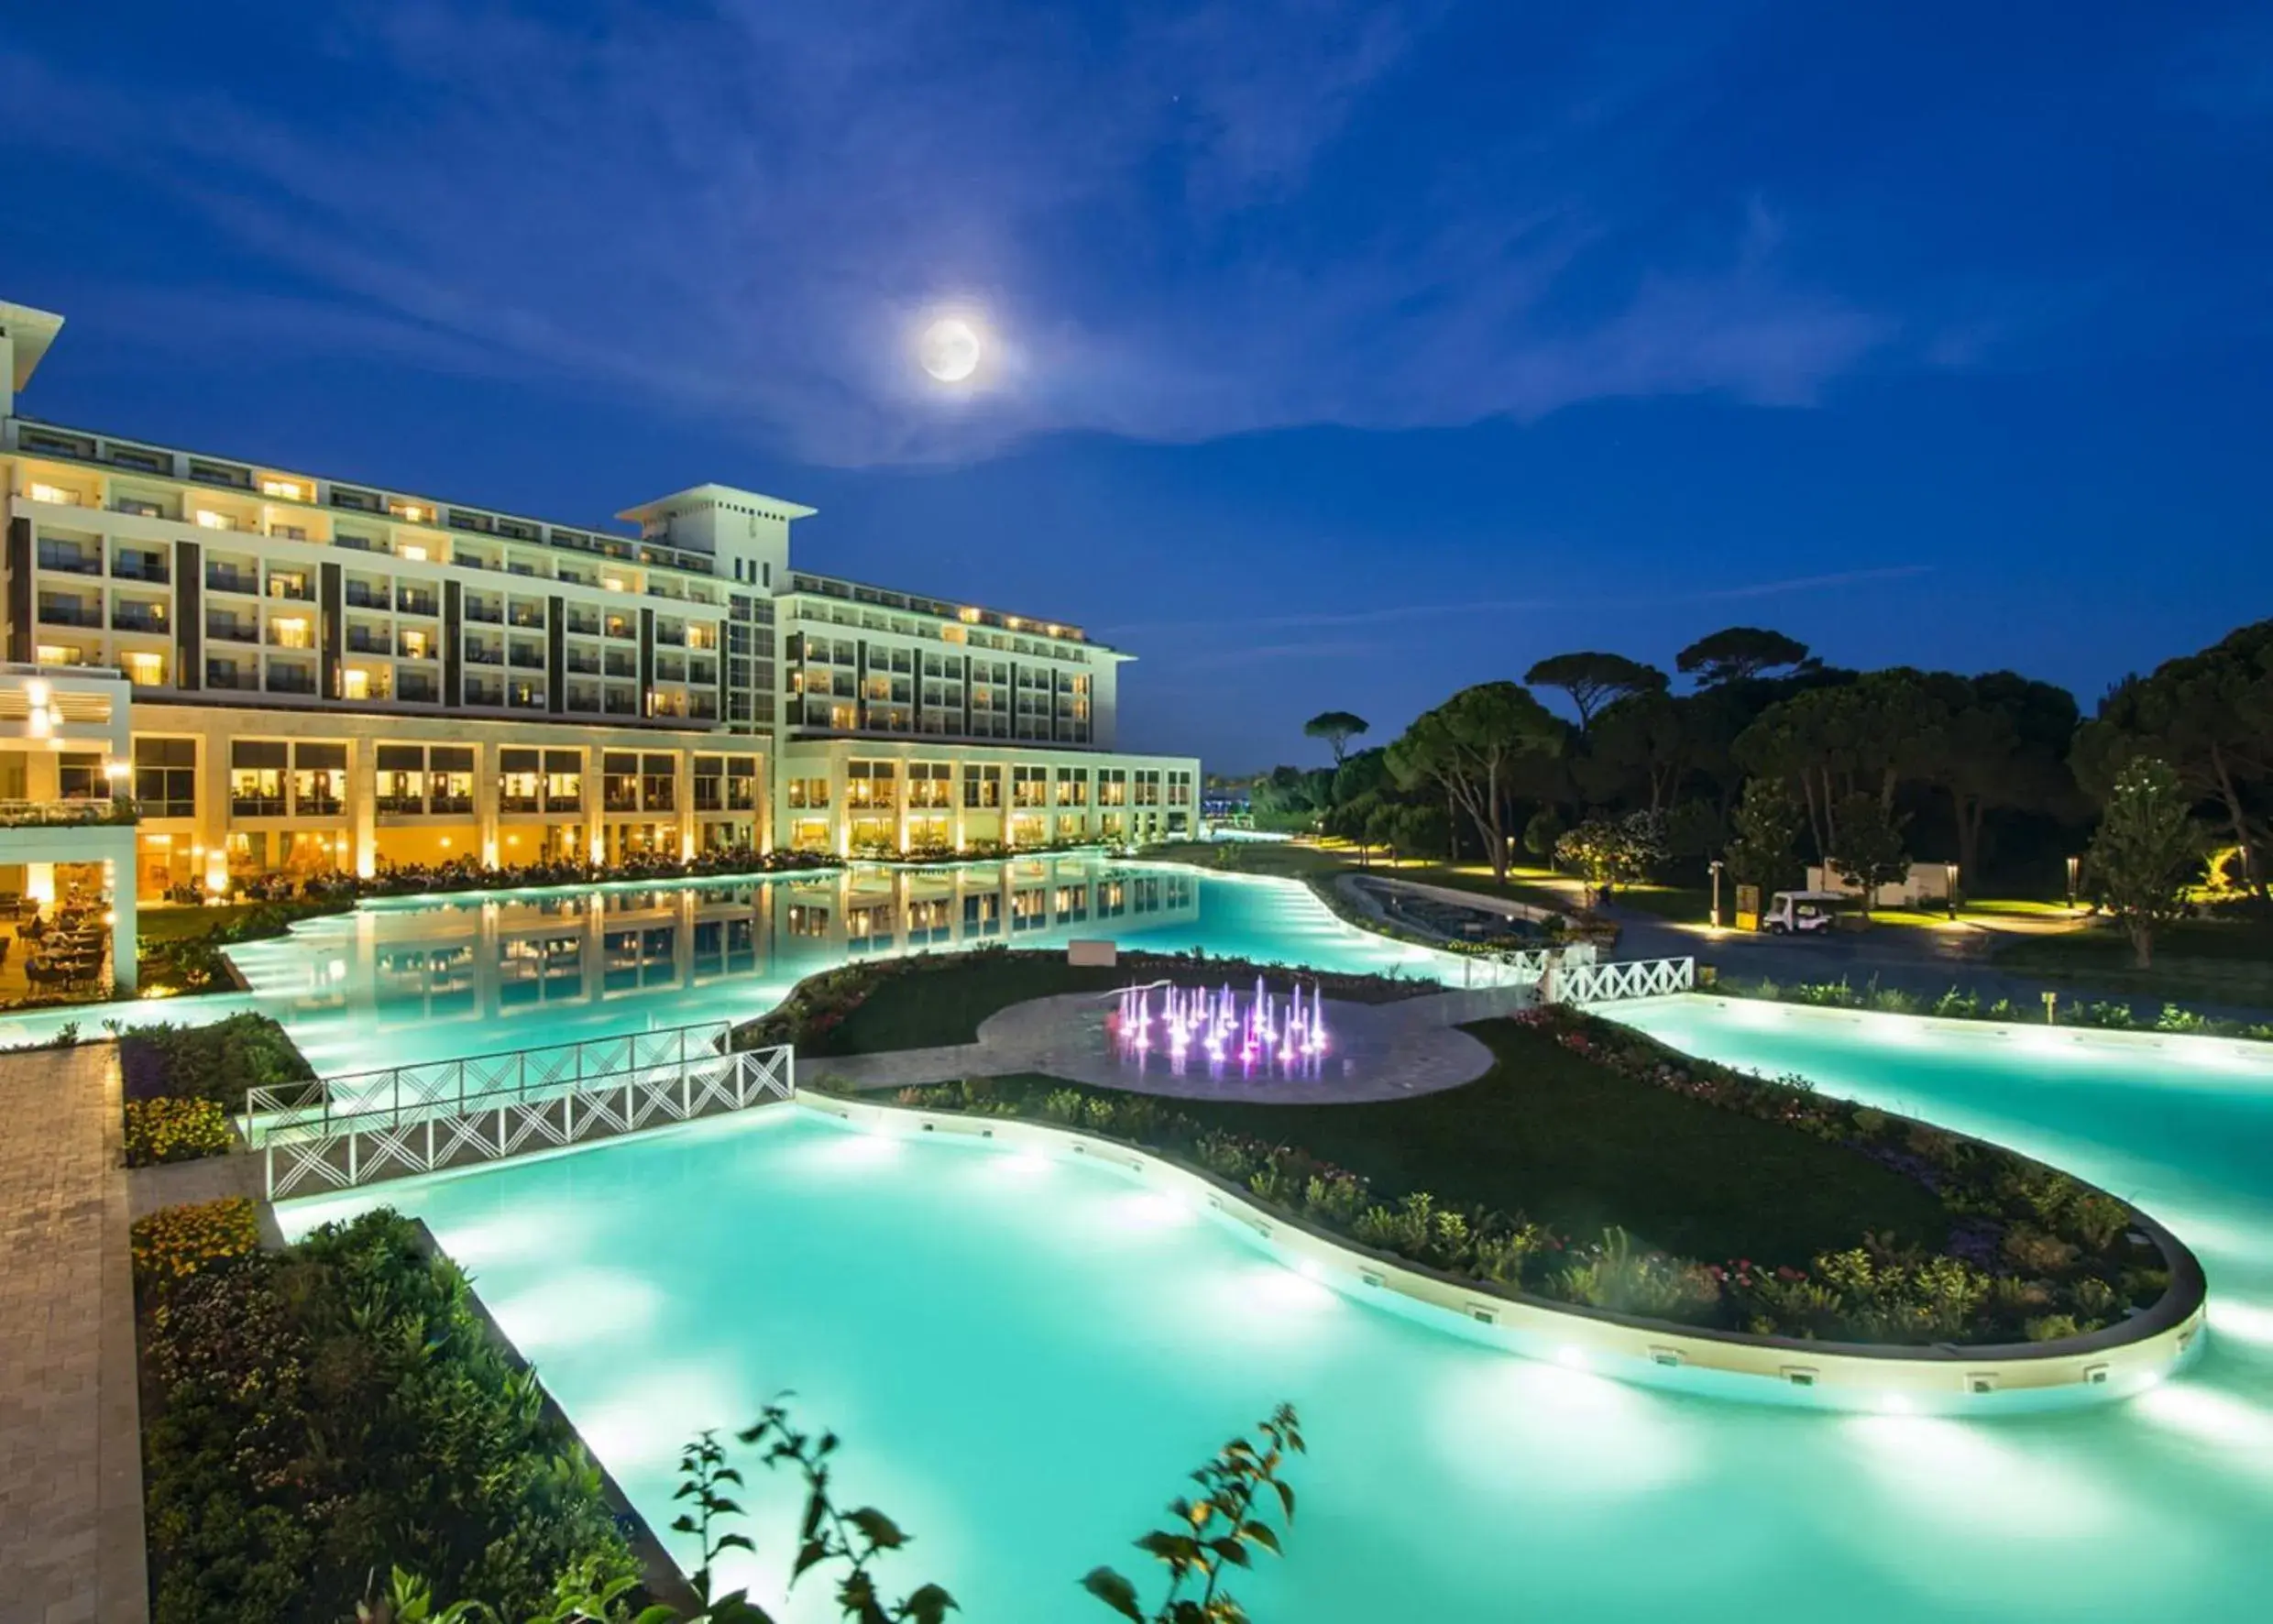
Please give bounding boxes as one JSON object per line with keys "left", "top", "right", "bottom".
{"left": 805, "top": 984, "right": 1516, "bottom": 1103}
{"left": 0, "top": 1042, "right": 147, "bottom": 1624}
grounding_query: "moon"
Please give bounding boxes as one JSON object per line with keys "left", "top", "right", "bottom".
{"left": 919, "top": 317, "right": 982, "bottom": 383}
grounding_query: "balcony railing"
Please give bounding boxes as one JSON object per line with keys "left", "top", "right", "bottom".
{"left": 0, "top": 796, "right": 137, "bottom": 828}
{"left": 267, "top": 669, "right": 317, "bottom": 696}
{"left": 37, "top": 603, "right": 102, "bottom": 628}
{"left": 464, "top": 603, "right": 504, "bottom": 624}
{"left": 397, "top": 592, "right": 439, "bottom": 617}
{"left": 206, "top": 568, "right": 258, "bottom": 595}
{"left": 111, "top": 558, "right": 170, "bottom": 585}
{"left": 207, "top": 618, "right": 258, "bottom": 643}
{"left": 345, "top": 585, "right": 389, "bottom": 609}
{"left": 112, "top": 607, "right": 170, "bottom": 635}
{"left": 466, "top": 646, "right": 502, "bottom": 666}
{"left": 37, "top": 552, "right": 102, "bottom": 576}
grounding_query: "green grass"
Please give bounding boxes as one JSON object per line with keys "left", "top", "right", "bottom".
{"left": 1991, "top": 916, "right": 2273, "bottom": 1004}
{"left": 994, "top": 1018, "right": 1949, "bottom": 1267}
{"left": 136, "top": 904, "right": 274, "bottom": 945}
{"left": 801, "top": 952, "right": 1420, "bottom": 1057}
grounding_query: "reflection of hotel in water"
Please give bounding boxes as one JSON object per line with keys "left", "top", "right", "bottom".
{"left": 270, "top": 860, "right": 1199, "bottom": 1035}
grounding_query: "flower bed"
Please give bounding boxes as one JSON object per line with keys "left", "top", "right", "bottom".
{"left": 1721, "top": 974, "right": 2273, "bottom": 1044}
{"left": 137, "top": 1206, "right": 638, "bottom": 1624}
{"left": 118, "top": 1013, "right": 316, "bottom": 1166}
{"left": 131, "top": 1196, "right": 259, "bottom": 1289}
{"left": 838, "top": 1004, "right": 2173, "bottom": 1347}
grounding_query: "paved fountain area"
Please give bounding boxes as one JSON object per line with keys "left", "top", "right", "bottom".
{"left": 807, "top": 984, "right": 1502, "bottom": 1103}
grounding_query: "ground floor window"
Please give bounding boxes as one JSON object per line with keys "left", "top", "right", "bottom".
{"left": 789, "top": 817, "right": 830, "bottom": 852}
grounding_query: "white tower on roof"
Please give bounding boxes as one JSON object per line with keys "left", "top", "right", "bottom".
{"left": 617, "top": 484, "right": 816, "bottom": 595}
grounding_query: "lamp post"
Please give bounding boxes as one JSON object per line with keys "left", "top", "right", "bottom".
{"left": 1709, "top": 859, "right": 1724, "bottom": 930}
{"left": 1945, "top": 861, "right": 1959, "bottom": 921}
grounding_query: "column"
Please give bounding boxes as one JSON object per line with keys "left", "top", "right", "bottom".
{"left": 475, "top": 741, "right": 500, "bottom": 868}
{"left": 830, "top": 752, "right": 850, "bottom": 859}
{"left": 583, "top": 745, "right": 604, "bottom": 865}
{"left": 675, "top": 750, "right": 695, "bottom": 860}
{"left": 894, "top": 760, "right": 909, "bottom": 854}
{"left": 349, "top": 739, "right": 378, "bottom": 879}
{"left": 108, "top": 854, "right": 137, "bottom": 997}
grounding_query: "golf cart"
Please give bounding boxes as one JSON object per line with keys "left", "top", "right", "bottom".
{"left": 1762, "top": 890, "right": 1852, "bottom": 935}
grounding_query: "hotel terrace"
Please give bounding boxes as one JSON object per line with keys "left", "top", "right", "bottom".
{"left": 0, "top": 299, "right": 1198, "bottom": 904}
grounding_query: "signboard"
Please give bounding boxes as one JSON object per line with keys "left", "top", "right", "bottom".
{"left": 1734, "top": 883, "right": 1762, "bottom": 933}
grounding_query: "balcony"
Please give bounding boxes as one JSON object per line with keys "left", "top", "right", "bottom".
{"left": 430, "top": 792, "right": 474, "bottom": 815}
{"left": 346, "top": 630, "right": 391, "bottom": 655}
{"left": 205, "top": 566, "right": 258, "bottom": 595}
{"left": 266, "top": 667, "right": 317, "bottom": 696}
{"left": 653, "top": 627, "right": 686, "bottom": 647}
{"left": 205, "top": 662, "right": 254, "bottom": 690}
{"left": 37, "top": 600, "right": 103, "bottom": 629}
{"left": 509, "top": 646, "right": 545, "bottom": 670}
{"left": 604, "top": 690, "right": 637, "bottom": 716}
{"left": 565, "top": 652, "right": 601, "bottom": 675}
{"left": 398, "top": 675, "right": 439, "bottom": 704}
{"left": 345, "top": 583, "right": 389, "bottom": 609}
{"left": 464, "top": 602, "right": 504, "bottom": 625}
{"left": 564, "top": 615, "right": 601, "bottom": 637}
{"left": 111, "top": 556, "right": 170, "bottom": 585}
{"left": 508, "top": 607, "right": 545, "bottom": 630}
{"left": 465, "top": 644, "right": 503, "bottom": 666}
{"left": 396, "top": 590, "right": 439, "bottom": 618}
{"left": 111, "top": 605, "right": 170, "bottom": 635}
{"left": 36, "top": 549, "right": 102, "bottom": 577}
{"left": 464, "top": 680, "right": 503, "bottom": 707}
{"left": 0, "top": 796, "right": 137, "bottom": 828}
{"left": 205, "top": 616, "right": 258, "bottom": 643}
{"left": 266, "top": 577, "right": 314, "bottom": 603}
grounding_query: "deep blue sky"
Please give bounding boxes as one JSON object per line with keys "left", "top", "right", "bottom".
{"left": 4, "top": 2, "right": 2268, "bottom": 769}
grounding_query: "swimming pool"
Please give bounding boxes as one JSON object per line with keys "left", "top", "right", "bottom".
{"left": 0, "top": 857, "right": 1484, "bottom": 1067}
{"left": 284, "top": 985, "right": 2273, "bottom": 1622}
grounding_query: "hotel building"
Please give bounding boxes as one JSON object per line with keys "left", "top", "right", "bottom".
{"left": 0, "top": 299, "right": 1198, "bottom": 903}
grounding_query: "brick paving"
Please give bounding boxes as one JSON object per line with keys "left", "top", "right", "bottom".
{"left": 0, "top": 1041, "right": 147, "bottom": 1624}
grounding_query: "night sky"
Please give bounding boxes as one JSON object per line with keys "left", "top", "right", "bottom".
{"left": 4, "top": 3, "right": 2267, "bottom": 770}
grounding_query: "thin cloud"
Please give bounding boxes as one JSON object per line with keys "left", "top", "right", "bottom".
{"left": 0, "top": 4, "right": 1891, "bottom": 468}
{"left": 1098, "top": 564, "right": 1931, "bottom": 640}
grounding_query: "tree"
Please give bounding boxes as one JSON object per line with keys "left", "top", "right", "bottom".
{"left": 2085, "top": 758, "right": 2204, "bottom": 968}
{"left": 1732, "top": 671, "right": 1943, "bottom": 860}
{"left": 1302, "top": 710, "right": 1370, "bottom": 766}
{"left": 1583, "top": 689, "right": 1690, "bottom": 815}
{"left": 1247, "top": 765, "right": 1334, "bottom": 831}
{"left": 1521, "top": 806, "right": 1565, "bottom": 861}
{"left": 1827, "top": 793, "right": 1909, "bottom": 918}
{"left": 1384, "top": 682, "right": 1562, "bottom": 884}
{"left": 2072, "top": 621, "right": 2273, "bottom": 905}
{"left": 1724, "top": 777, "right": 1803, "bottom": 893}
{"left": 1522, "top": 653, "right": 1668, "bottom": 731}
{"left": 1554, "top": 812, "right": 1665, "bottom": 906}
{"left": 1918, "top": 671, "right": 2080, "bottom": 893}
{"left": 1675, "top": 627, "right": 1813, "bottom": 687}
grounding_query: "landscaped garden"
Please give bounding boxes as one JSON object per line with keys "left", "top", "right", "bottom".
{"left": 754, "top": 949, "right": 2180, "bottom": 1348}
{"left": 119, "top": 1012, "right": 315, "bottom": 1166}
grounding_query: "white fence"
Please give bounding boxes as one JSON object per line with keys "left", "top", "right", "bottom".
{"left": 1550, "top": 956, "right": 1696, "bottom": 1005}
{"left": 248, "top": 1023, "right": 795, "bottom": 1199}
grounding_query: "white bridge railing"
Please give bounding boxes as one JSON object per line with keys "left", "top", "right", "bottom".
{"left": 247, "top": 1022, "right": 795, "bottom": 1199}
{"left": 1550, "top": 956, "right": 1696, "bottom": 1005}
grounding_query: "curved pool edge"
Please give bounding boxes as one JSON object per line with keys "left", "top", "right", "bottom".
{"left": 798, "top": 1092, "right": 2206, "bottom": 1414}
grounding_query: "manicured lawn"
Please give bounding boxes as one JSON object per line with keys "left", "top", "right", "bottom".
{"left": 800, "top": 951, "right": 1421, "bottom": 1056}
{"left": 997, "top": 1015, "right": 1951, "bottom": 1267}
{"left": 1992, "top": 916, "right": 2273, "bottom": 1005}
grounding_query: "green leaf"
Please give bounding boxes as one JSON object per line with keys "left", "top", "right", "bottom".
{"left": 792, "top": 1538, "right": 830, "bottom": 1579}
{"left": 846, "top": 1506, "right": 908, "bottom": 1552}
{"left": 1079, "top": 1568, "right": 1145, "bottom": 1620}
{"left": 1272, "top": 1479, "right": 1297, "bottom": 1521}
{"left": 897, "top": 1582, "right": 959, "bottom": 1624}
{"left": 1209, "top": 1536, "right": 1253, "bottom": 1567}
{"left": 716, "top": 1531, "right": 755, "bottom": 1554}
{"left": 1239, "top": 1520, "right": 1282, "bottom": 1555}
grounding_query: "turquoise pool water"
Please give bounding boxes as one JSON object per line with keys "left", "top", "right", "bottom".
{"left": 0, "top": 858, "right": 1480, "bottom": 1069}
{"left": 285, "top": 987, "right": 2273, "bottom": 1622}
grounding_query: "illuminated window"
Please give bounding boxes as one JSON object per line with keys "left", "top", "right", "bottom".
{"left": 35, "top": 644, "right": 83, "bottom": 667}
{"left": 27, "top": 482, "right": 79, "bottom": 505}
{"left": 343, "top": 668, "right": 370, "bottom": 700}
{"left": 122, "top": 652, "right": 166, "bottom": 686}
{"left": 269, "top": 617, "right": 313, "bottom": 650}
{"left": 194, "top": 510, "right": 230, "bottom": 531}
{"left": 259, "top": 477, "right": 308, "bottom": 500}
{"left": 399, "top": 543, "right": 428, "bottom": 563}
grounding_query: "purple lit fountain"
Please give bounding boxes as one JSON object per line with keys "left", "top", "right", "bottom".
{"left": 1109, "top": 977, "right": 1329, "bottom": 1080}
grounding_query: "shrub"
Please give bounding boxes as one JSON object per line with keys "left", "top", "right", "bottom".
{"left": 1039, "top": 1088, "right": 1089, "bottom": 1124}
{"left": 140, "top": 1209, "right": 635, "bottom": 1623}
{"left": 122, "top": 1013, "right": 316, "bottom": 1112}
{"left": 131, "top": 1197, "right": 259, "bottom": 1292}
{"left": 2025, "top": 1313, "right": 2082, "bottom": 1343}
{"left": 1550, "top": 1228, "right": 1722, "bottom": 1322}
{"left": 125, "top": 1097, "right": 235, "bottom": 1166}
{"left": 2001, "top": 1224, "right": 2081, "bottom": 1276}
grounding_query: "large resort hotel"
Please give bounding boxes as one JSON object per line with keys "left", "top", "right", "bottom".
{"left": 0, "top": 297, "right": 1199, "bottom": 931}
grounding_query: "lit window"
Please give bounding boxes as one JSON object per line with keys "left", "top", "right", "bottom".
{"left": 259, "top": 477, "right": 308, "bottom": 500}
{"left": 343, "top": 669, "right": 370, "bottom": 699}
{"left": 194, "top": 510, "right": 229, "bottom": 530}
{"left": 399, "top": 543, "right": 428, "bottom": 563}
{"left": 36, "top": 644, "right": 82, "bottom": 666}
{"left": 27, "top": 482, "right": 78, "bottom": 505}
{"left": 123, "top": 652, "right": 166, "bottom": 686}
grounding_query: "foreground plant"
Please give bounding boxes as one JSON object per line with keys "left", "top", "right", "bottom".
{"left": 1082, "top": 1404, "right": 1305, "bottom": 1624}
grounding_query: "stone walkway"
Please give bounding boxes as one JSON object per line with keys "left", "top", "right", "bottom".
{"left": 0, "top": 1042, "right": 146, "bottom": 1624}
{"left": 805, "top": 983, "right": 1523, "bottom": 1103}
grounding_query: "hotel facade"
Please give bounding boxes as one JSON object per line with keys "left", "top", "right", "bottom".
{"left": 0, "top": 299, "right": 1198, "bottom": 903}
